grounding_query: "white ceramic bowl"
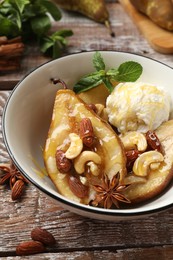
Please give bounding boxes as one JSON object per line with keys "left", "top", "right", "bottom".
{"left": 2, "top": 51, "right": 173, "bottom": 221}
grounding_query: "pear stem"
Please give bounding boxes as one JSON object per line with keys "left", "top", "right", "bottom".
{"left": 105, "top": 20, "right": 115, "bottom": 37}
{"left": 51, "top": 78, "right": 68, "bottom": 89}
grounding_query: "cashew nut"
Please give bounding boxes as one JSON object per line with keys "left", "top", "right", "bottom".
{"left": 74, "top": 151, "right": 101, "bottom": 174}
{"left": 87, "top": 161, "right": 100, "bottom": 176}
{"left": 120, "top": 131, "right": 147, "bottom": 152}
{"left": 65, "top": 133, "right": 83, "bottom": 159}
{"left": 133, "top": 151, "right": 164, "bottom": 177}
{"left": 95, "top": 104, "right": 105, "bottom": 115}
{"left": 95, "top": 104, "right": 108, "bottom": 121}
{"left": 150, "top": 162, "right": 161, "bottom": 170}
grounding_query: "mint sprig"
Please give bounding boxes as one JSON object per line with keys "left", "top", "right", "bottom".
{"left": 73, "top": 52, "right": 143, "bottom": 94}
{"left": 40, "top": 30, "right": 73, "bottom": 59}
{"left": 0, "top": 0, "right": 73, "bottom": 58}
{"left": 93, "top": 51, "right": 105, "bottom": 71}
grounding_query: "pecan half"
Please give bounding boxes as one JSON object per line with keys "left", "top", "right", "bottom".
{"left": 80, "top": 118, "right": 95, "bottom": 147}
{"left": 125, "top": 149, "right": 140, "bottom": 170}
{"left": 146, "top": 130, "right": 162, "bottom": 152}
{"left": 55, "top": 149, "right": 72, "bottom": 173}
{"left": 68, "top": 175, "right": 89, "bottom": 198}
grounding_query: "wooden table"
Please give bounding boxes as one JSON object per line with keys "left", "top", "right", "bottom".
{"left": 1, "top": 1, "right": 173, "bottom": 259}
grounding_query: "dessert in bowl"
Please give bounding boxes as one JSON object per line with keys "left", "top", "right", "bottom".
{"left": 2, "top": 51, "right": 173, "bottom": 221}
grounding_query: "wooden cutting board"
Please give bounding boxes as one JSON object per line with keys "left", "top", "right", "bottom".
{"left": 119, "top": 0, "right": 173, "bottom": 54}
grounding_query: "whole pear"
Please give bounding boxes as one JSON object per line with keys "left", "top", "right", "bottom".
{"left": 53, "top": 0, "right": 109, "bottom": 23}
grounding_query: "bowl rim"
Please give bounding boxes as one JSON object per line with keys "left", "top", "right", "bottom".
{"left": 2, "top": 50, "right": 173, "bottom": 217}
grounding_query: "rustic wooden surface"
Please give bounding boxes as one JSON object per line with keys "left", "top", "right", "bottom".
{"left": 1, "top": 1, "right": 173, "bottom": 259}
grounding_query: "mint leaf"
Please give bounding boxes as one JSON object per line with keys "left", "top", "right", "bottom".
{"left": 106, "top": 68, "right": 119, "bottom": 78}
{"left": 73, "top": 72, "right": 104, "bottom": 94}
{"left": 102, "top": 77, "right": 114, "bottom": 93}
{"left": 73, "top": 52, "right": 143, "bottom": 94}
{"left": 93, "top": 51, "right": 105, "bottom": 71}
{"left": 74, "top": 79, "right": 103, "bottom": 94}
{"left": 51, "top": 29, "right": 73, "bottom": 39}
{"left": 41, "top": 0, "right": 61, "bottom": 21}
{"left": 115, "top": 61, "right": 143, "bottom": 82}
{"left": 0, "top": 3, "right": 12, "bottom": 15}
{"left": 40, "top": 36, "right": 54, "bottom": 53}
{"left": 40, "top": 29, "right": 73, "bottom": 57}
{"left": 0, "top": 14, "right": 19, "bottom": 37}
{"left": 0, "top": 0, "right": 72, "bottom": 58}
{"left": 31, "top": 14, "right": 51, "bottom": 36}
{"left": 52, "top": 41, "right": 61, "bottom": 59}
{"left": 14, "top": 0, "right": 29, "bottom": 14}
{"left": 11, "top": 8, "right": 21, "bottom": 30}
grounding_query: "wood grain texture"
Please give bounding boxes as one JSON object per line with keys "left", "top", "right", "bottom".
{"left": 0, "top": 91, "right": 10, "bottom": 162}
{"left": 1, "top": 247, "right": 173, "bottom": 259}
{"left": 1, "top": 1, "right": 173, "bottom": 259}
{"left": 0, "top": 1, "right": 172, "bottom": 89}
{"left": 120, "top": 0, "right": 173, "bottom": 54}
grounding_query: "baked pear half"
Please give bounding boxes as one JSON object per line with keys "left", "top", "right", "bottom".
{"left": 123, "top": 120, "right": 173, "bottom": 204}
{"left": 44, "top": 89, "right": 126, "bottom": 204}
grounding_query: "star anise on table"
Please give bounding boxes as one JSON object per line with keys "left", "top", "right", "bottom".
{"left": 91, "top": 173, "right": 131, "bottom": 209}
{"left": 0, "top": 161, "right": 29, "bottom": 200}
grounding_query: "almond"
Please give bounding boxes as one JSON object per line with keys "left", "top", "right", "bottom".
{"left": 16, "top": 241, "right": 45, "bottom": 256}
{"left": 79, "top": 118, "right": 95, "bottom": 147}
{"left": 68, "top": 175, "right": 89, "bottom": 198}
{"left": 55, "top": 149, "right": 72, "bottom": 173}
{"left": 31, "top": 227, "right": 56, "bottom": 246}
{"left": 11, "top": 179, "right": 25, "bottom": 200}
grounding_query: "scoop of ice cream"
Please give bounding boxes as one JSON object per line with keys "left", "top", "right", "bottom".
{"left": 106, "top": 82, "right": 171, "bottom": 133}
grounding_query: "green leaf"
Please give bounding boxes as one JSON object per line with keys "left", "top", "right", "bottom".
{"left": 10, "top": 8, "right": 21, "bottom": 30}
{"left": 102, "top": 77, "right": 114, "bottom": 93}
{"left": 74, "top": 80, "right": 103, "bottom": 94}
{"left": 40, "top": 35, "right": 63, "bottom": 58}
{"left": 13, "top": 0, "right": 29, "bottom": 14}
{"left": 57, "top": 36, "right": 68, "bottom": 46}
{"left": 52, "top": 41, "right": 61, "bottom": 59}
{"left": 31, "top": 14, "right": 51, "bottom": 35}
{"left": 0, "top": 14, "right": 19, "bottom": 37}
{"left": 73, "top": 72, "right": 104, "bottom": 94}
{"left": 40, "top": 36, "right": 54, "bottom": 53}
{"left": 93, "top": 51, "right": 105, "bottom": 71}
{"left": 0, "top": 0, "right": 72, "bottom": 58}
{"left": 0, "top": 2, "right": 22, "bottom": 30}
{"left": 0, "top": 2, "right": 12, "bottom": 15}
{"left": 106, "top": 68, "right": 119, "bottom": 78}
{"left": 41, "top": 0, "right": 62, "bottom": 21}
{"left": 73, "top": 52, "right": 143, "bottom": 94}
{"left": 115, "top": 61, "right": 143, "bottom": 82}
{"left": 22, "top": 4, "right": 45, "bottom": 21}
{"left": 40, "top": 29, "right": 73, "bottom": 58}
{"left": 51, "top": 29, "right": 73, "bottom": 39}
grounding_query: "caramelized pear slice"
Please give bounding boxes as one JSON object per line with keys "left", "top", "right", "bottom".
{"left": 78, "top": 81, "right": 118, "bottom": 106}
{"left": 78, "top": 83, "right": 109, "bottom": 106}
{"left": 123, "top": 120, "right": 173, "bottom": 204}
{"left": 44, "top": 89, "right": 126, "bottom": 204}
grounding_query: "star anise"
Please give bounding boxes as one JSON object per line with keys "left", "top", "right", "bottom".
{"left": 91, "top": 173, "right": 131, "bottom": 209}
{"left": 0, "top": 161, "right": 28, "bottom": 200}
